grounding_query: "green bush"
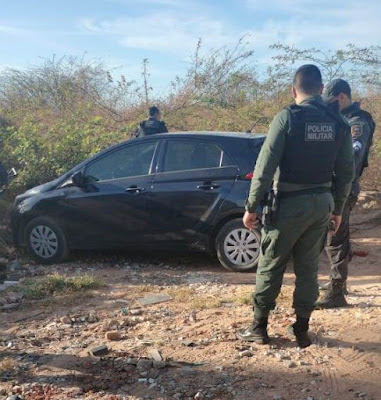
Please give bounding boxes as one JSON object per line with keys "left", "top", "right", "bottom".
{"left": 0, "top": 115, "right": 131, "bottom": 192}
{"left": 0, "top": 45, "right": 380, "bottom": 195}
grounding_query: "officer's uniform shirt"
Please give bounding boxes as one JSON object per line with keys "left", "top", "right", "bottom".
{"left": 246, "top": 95, "right": 354, "bottom": 216}
{"left": 136, "top": 118, "right": 168, "bottom": 137}
{"left": 341, "top": 102, "right": 374, "bottom": 196}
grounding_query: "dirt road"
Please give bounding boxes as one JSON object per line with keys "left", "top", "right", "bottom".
{"left": 0, "top": 199, "right": 380, "bottom": 400}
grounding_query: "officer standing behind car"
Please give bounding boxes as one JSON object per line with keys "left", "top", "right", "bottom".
{"left": 0, "top": 161, "right": 8, "bottom": 191}
{"left": 316, "top": 79, "right": 376, "bottom": 309}
{"left": 236, "top": 65, "right": 354, "bottom": 348}
{"left": 135, "top": 106, "right": 168, "bottom": 137}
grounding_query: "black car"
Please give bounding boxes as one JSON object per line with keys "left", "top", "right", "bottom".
{"left": 11, "top": 132, "right": 265, "bottom": 272}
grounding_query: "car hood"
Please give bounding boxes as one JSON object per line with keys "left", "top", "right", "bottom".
{"left": 16, "top": 176, "right": 67, "bottom": 203}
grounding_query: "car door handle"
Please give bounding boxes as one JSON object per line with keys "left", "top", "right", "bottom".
{"left": 125, "top": 186, "right": 145, "bottom": 193}
{"left": 197, "top": 182, "right": 220, "bottom": 190}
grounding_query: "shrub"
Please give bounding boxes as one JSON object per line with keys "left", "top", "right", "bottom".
{"left": 0, "top": 44, "right": 380, "bottom": 194}
{"left": 21, "top": 274, "right": 104, "bottom": 299}
{"left": 0, "top": 115, "right": 131, "bottom": 191}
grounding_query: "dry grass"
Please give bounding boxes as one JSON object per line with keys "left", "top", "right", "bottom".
{"left": 168, "top": 287, "right": 254, "bottom": 310}
{"left": 168, "top": 287, "right": 220, "bottom": 310}
{"left": 188, "top": 296, "right": 221, "bottom": 310}
{"left": 21, "top": 274, "right": 103, "bottom": 299}
{"left": 168, "top": 286, "right": 238, "bottom": 310}
{"left": 130, "top": 285, "right": 159, "bottom": 296}
{"left": 236, "top": 291, "right": 253, "bottom": 305}
{"left": 276, "top": 288, "right": 293, "bottom": 307}
{"left": 167, "top": 287, "right": 195, "bottom": 301}
{"left": 0, "top": 357, "right": 16, "bottom": 373}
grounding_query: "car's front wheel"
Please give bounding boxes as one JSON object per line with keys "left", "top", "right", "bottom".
{"left": 216, "top": 218, "right": 261, "bottom": 272}
{"left": 25, "top": 217, "right": 69, "bottom": 264}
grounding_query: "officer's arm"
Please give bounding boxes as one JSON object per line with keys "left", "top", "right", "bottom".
{"left": 333, "top": 129, "right": 355, "bottom": 215}
{"left": 246, "top": 110, "right": 287, "bottom": 212}
{"left": 135, "top": 125, "right": 140, "bottom": 137}
{"left": 161, "top": 122, "right": 169, "bottom": 133}
{"left": 350, "top": 119, "right": 372, "bottom": 178}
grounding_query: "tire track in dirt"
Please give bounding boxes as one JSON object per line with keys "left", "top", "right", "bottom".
{"left": 309, "top": 320, "right": 379, "bottom": 396}
{"left": 343, "top": 350, "right": 366, "bottom": 364}
{"left": 321, "top": 367, "right": 340, "bottom": 395}
{"left": 331, "top": 354, "right": 380, "bottom": 394}
{"left": 308, "top": 345, "right": 348, "bottom": 395}
{"left": 310, "top": 342, "right": 380, "bottom": 397}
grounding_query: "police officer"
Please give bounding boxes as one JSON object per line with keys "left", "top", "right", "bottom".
{"left": 135, "top": 106, "right": 168, "bottom": 137}
{"left": 236, "top": 65, "right": 354, "bottom": 348}
{"left": 316, "top": 79, "right": 375, "bottom": 308}
{"left": 0, "top": 161, "right": 8, "bottom": 191}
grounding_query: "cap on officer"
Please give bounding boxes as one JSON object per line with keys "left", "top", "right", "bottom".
{"left": 323, "top": 78, "right": 351, "bottom": 102}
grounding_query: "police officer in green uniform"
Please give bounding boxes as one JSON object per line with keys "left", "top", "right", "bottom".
{"left": 316, "top": 79, "right": 376, "bottom": 308}
{"left": 236, "top": 65, "right": 354, "bottom": 348}
{"left": 0, "top": 161, "right": 8, "bottom": 190}
{"left": 135, "top": 106, "right": 168, "bottom": 137}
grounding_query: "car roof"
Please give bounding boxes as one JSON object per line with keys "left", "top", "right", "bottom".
{"left": 99, "top": 131, "right": 265, "bottom": 162}
{"left": 68, "top": 131, "right": 265, "bottom": 175}
{"left": 149, "top": 131, "right": 265, "bottom": 139}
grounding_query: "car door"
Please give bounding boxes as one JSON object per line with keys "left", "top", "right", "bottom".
{"left": 148, "top": 138, "right": 239, "bottom": 244}
{"left": 63, "top": 139, "right": 160, "bottom": 248}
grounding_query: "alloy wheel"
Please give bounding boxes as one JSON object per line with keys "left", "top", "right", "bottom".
{"left": 30, "top": 225, "right": 59, "bottom": 259}
{"left": 223, "top": 228, "right": 260, "bottom": 266}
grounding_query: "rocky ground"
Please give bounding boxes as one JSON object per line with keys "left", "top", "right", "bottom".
{"left": 0, "top": 192, "right": 380, "bottom": 400}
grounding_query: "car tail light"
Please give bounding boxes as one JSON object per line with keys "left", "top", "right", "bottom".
{"left": 245, "top": 172, "right": 254, "bottom": 180}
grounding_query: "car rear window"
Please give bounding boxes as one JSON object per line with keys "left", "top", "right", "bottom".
{"left": 163, "top": 140, "right": 234, "bottom": 172}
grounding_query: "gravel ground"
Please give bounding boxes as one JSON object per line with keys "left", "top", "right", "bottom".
{"left": 0, "top": 193, "right": 380, "bottom": 400}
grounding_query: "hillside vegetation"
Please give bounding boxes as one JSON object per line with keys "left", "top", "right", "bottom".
{"left": 0, "top": 39, "right": 380, "bottom": 193}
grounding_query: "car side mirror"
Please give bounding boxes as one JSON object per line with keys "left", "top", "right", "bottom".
{"left": 71, "top": 171, "right": 86, "bottom": 187}
{"left": 7, "top": 168, "right": 17, "bottom": 179}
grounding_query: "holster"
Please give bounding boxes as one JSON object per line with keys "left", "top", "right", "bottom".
{"left": 261, "top": 189, "right": 278, "bottom": 226}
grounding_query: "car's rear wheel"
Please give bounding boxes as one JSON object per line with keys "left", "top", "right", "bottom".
{"left": 25, "top": 217, "right": 69, "bottom": 264}
{"left": 216, "top": 218, "right": 261, "bottom": 272}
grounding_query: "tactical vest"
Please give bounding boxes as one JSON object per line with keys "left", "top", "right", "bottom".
{"left": 279, "top": 101, "right": 349, "bottom": 185}
{"left": 137, "top": 120, "right": 166, "bottom": 137}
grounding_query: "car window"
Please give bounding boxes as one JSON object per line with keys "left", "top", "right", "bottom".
{"left": 85, "top": 141, "right": 157, "bottom": 181}
{"left": 163, "top": 140, "right": 233, "bottom": 172}
{"left": 221, "top": 152, "right": 234, "bottom": 167}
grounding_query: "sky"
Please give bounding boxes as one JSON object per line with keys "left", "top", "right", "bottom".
{"left": 0, "top": 0, "right": 380, "bottom": 94}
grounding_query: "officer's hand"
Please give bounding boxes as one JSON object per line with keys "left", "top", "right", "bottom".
{"left": 243, "top": 211, "right": 258, "bottom": 231}
{"left": 329, "top": 214, "right": 342, "bottom": 235}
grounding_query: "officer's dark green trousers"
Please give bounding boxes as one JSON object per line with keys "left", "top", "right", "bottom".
{"left": 325, "top": 194, "right": 357, "bottom": 282}
{"left": 254, "top": 191, "right": 334, "bottom": 319}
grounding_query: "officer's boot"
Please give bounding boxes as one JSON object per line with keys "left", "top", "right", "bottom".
{"left": 236, "top": 317, "right": 269, "bottom": 344}
{"left": 315, "top": 280, "right": 348, "bottom": 309}
{"left": 319, "top": 280, "right": 348, "bottom": 294}
{"left": 287, "top": 316, "right": 311, "bottom": 348}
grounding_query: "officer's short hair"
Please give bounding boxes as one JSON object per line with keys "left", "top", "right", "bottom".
{"left": 293, "top": 65, "right": 323, "bottom": 95}
{"left": 148, "top": 106, "right": 160, "bottom": 117}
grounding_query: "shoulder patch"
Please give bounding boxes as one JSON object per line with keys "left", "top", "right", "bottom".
{"left": 351, "top": 123, "right": 363, "bottom": 137}
{"left": 305, "top": 123, "right": 336, "bottom": 141}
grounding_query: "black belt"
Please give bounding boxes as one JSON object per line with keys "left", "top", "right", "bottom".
{"left": 278, "top": 187, "right": 331, "bottom": 198}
